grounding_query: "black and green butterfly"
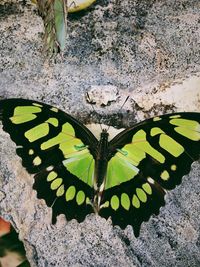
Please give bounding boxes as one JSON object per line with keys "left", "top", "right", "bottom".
{"left": 0, "top": 99, "right": 199, "bottom": 237}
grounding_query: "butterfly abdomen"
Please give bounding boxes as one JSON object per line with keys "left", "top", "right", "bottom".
{"left": 93, "top": 130, "right": 109, "bottom": 211}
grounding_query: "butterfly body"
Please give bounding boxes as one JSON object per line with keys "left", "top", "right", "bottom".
{"left": 92, "top": 129, "right": 110, "bottom": 212}
{"left": 0, "top": 99, "right": 200, "bottom": 237}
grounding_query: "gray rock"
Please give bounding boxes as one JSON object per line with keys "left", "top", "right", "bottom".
{"left": 0, "top": 0, "right": 200, "bottom": 266}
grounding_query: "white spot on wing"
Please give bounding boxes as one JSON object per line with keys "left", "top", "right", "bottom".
{"left": 147, "top": 177, "right": 155, "bottom": 184}
{"left": 46, "top": 166, "right": 54, "bottom": 171}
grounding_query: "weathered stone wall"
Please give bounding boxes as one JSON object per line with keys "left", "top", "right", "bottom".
{"left": 0, "top": 0, "right": 200, "bottom": 266}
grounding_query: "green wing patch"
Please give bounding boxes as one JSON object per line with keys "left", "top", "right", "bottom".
{"left": 106, "top": 151, "right": 139, "bottom": 189}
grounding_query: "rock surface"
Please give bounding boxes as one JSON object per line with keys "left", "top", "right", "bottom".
{"left": 0, "top": 0, "right": 200, "bottom": 266}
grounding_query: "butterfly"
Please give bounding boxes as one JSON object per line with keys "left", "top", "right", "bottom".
{"left": 0, "top": 99, "right": 199, "bottom": 237}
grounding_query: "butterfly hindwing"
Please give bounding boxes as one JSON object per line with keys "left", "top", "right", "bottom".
{"left": 34, "top": 164, "right": 94, "bottom": 223}
{"left": 99, "top": 175, "right": 165, "bottom": 237}
{"left": 0, "top": 99, "right": 98, "bottom": 223}
{"left": 99, "top": 112, "right": 200, "bottom": 235}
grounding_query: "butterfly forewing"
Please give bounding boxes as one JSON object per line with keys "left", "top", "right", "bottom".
{"left": 108, "top": 113, "right": 200, "bottom": 189}
{"left": 0, "top": 99, "right": 98, "bottom": 223}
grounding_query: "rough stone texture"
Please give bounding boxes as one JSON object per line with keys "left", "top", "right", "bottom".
{"left": 0, "top": 0, "right": 200, "bottom": 266}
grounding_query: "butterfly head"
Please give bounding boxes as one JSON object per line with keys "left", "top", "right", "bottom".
{"left": 101, "top": 128, "right": 109, "bottom": 139}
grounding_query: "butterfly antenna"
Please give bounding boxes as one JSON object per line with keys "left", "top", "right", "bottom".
{"left": 86, "top": 92, "right": 103, "bottom": 131}
{"left": 106, "top": 96, "right": 130, "bottom": 132}
{"left": 119, "top": 96, "right": 130, "bottom": 112}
